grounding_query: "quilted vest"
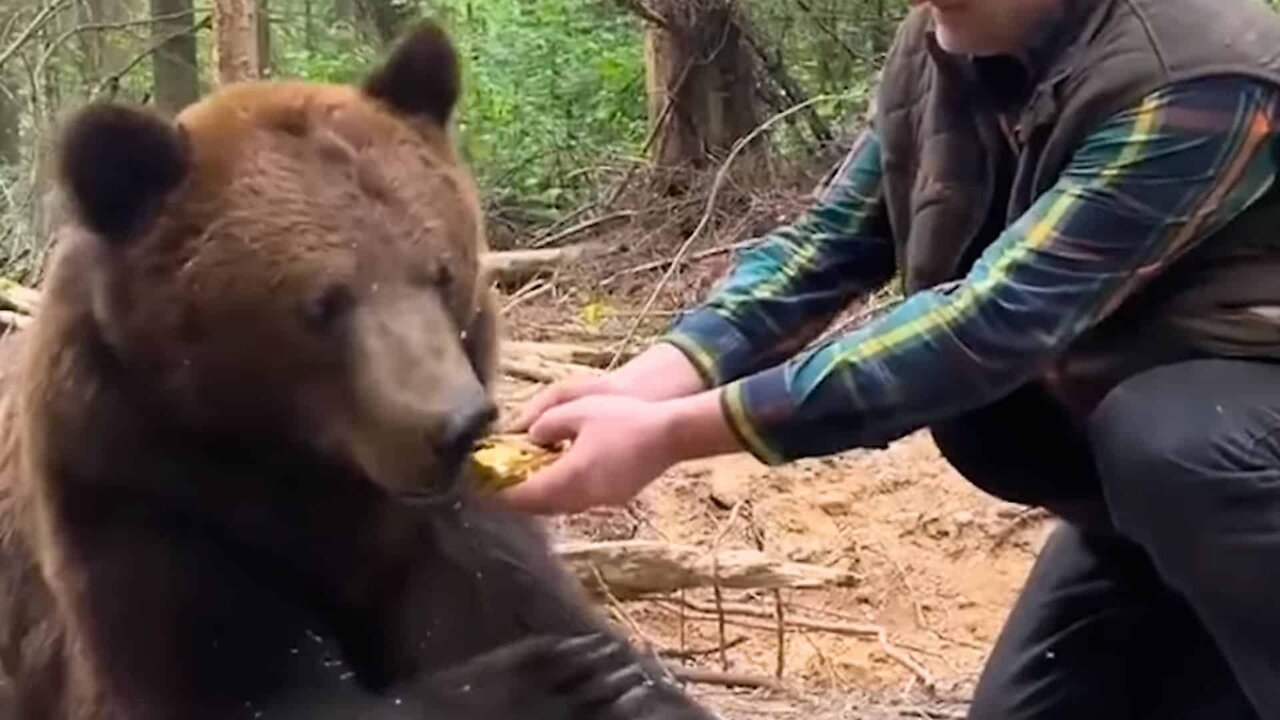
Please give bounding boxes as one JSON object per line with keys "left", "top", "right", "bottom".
{"left": 874, "top": 0, "right": 1280, "bottom": 416}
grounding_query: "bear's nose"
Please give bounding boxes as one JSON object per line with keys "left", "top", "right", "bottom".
{"left": 438, "top": 393, "right": 498, "bottom": 464}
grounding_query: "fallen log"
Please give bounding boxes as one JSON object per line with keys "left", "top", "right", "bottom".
{"left": 555, "top": 540, "right": 858, "bottom": 600}
{"left": 484, "top": 242, "right": 613, "bottom": 287}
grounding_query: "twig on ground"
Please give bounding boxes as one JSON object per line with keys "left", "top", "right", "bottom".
{"left": 589, "top": 565, "right": 658, "bottom": 653}
{"left": 867, "top": 542, "right": 929, "bottom": 631}
{"left": 798, "top": 630, "right": 847, "bottom": 691}
{"left": 878, "top": 633, "right": 937, "bottom": 694}
{"left": 666, "top": 665, "right": 785, "bottom": 692}
{"left": 499, "top": 279, "right": 552, "bottom": 315}
{"left": 530, "top": 211, "right": 635, "bottom": 249}
{"left": 602, "top": 237, "right": 762, "bottom": 285}
{"left": 772, "top": 589, "right": 786, "bottom": 679}
{"left": 499, "top": 357, "right": 597, "bottom": 385}
{"left": 655, "top": 596, "right": 883, "bottom": 637}
{"left": 647, "top": 596, "right": 937, "bottom": 692}
{"left": 897, "top": 707, "right": 966, "bottom": 720}
{"left": 708, "top": 500, "right": 746, "bottom": 671}
{"left": 657, "top": 636, "right": 748, "bottom": 660}
{"left": 991, "top": 507, "right": 1052, "bottom": 550}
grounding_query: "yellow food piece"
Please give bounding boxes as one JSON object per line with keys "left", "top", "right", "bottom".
{"left": 469, "top": 434, "right": 562, "bottom": 493}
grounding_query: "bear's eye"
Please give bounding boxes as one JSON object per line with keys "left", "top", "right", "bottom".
{"left": 303, "top": 284, "right": 356, "bottom": 331}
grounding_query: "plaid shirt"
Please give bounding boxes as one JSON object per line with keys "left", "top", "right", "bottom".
{"left": 662, "top": 76, "right": 1280, "bottom": 465}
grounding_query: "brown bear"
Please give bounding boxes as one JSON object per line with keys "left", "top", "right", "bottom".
{"left": 0, "top": 21, "right": 718, "bottom": 720}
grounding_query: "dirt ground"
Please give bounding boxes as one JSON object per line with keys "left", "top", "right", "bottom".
{"left": 481, "top": 157, "right": 1068, "bottom": 718}
{"left": 493, "top": 279, "right": 1057, "bottom": 719}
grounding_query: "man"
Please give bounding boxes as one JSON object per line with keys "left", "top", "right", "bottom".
{"left": 504, "top": 0, "right": 1280, "bottom": 716}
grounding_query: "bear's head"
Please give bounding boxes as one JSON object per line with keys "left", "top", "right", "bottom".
{"left": 50, "top": 22, "right": 498, "bottom": 501}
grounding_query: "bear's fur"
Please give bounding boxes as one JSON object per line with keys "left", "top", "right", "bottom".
{"left": 0, "top": 22, "right": 716, "bottom": 720}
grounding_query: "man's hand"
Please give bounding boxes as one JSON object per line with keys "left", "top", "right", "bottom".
{"left": 504, "top": 343, "right": 707, "bottom": 434}
{"left": 500, "top": 391, "right": 744, "bottom": 515}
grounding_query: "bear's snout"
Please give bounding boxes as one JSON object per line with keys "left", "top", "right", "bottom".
{"left": 436, "top": 387, "right": 496, "bottom": 471}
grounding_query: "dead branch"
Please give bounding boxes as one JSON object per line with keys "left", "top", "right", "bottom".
{"left": 666, "top": 665, "right": 785, "bottom": 692}
{"left": 603, "top": 237, "right": 761, "bottom": 284}
{"left": 484, "top": 242, "right": 614, "bottom": 287}
{"left": 37, "top": 9, "right": 199, "bottom": 78}
{"left": 590, "top": 565, "right": 659, "bottom": 654}
{"left": 653, "top": 597, "right": 937, "bottom": 692}
{"left": 660, "top": 596, "right": 882, "bottom": 637}
{"left": 499, "top": 357, "right": 599, "bottom": 385}
{"left": 738, "top": 20, "right": 833, "bottom": 146}
{"left": 706, "top": 499, "right": 746, "bottom": 671}
{"left": 0, "top": 0, "right": 76, "bottom": 71}
{"left": 498, "top": 280, "right": 552, "bottom": 316}
{"left": 991, "top": 507, "right": 1052, "bottom": 550}
{"left": 557, "top": 540, "right": 857, "bottom": 600}
{"left": 896, "top": 708, "right": 966, "bottom": 720}
{"left": 503, "top": 341, "right": 635, "bottom": 369}
{"left": 657, "top": 636, "right": 748, "bottom": 660}
{"left": 529, "top": 211, "right": 635, "bottom": 249}
{"left": 795, "top": 0, "right": 862, "bottom": 65}
{"left": 93, "top": 15, "right": 213, "bottom": 99}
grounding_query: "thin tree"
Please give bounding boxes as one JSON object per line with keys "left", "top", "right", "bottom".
{"left": 212, "top": 0, "right": 260, "bottom": 83}
{"left": 152, "top": 0, "right": 199, "bottom": 113}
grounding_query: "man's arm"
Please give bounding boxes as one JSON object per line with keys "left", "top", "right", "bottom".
{"left": 660, "top": 128, "right": 896, "bottom": 388}
{"left": 711, "top": 76, "right": 1280, "bottom": 465}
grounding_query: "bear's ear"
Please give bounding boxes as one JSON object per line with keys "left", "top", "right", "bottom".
{"left": 57, "top": 102, "right": 189, "bottom": 243}
{"left": 362, "top": 21, "right": 460, "bottom": 126}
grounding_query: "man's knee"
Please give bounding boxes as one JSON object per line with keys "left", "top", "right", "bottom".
{"left": 1088, "top": 361, "right": 1280, "bottom": 545}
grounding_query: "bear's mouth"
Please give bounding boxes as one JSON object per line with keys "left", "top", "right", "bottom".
{"left": 386, "top": 447, "right": 476, "bottom": 507}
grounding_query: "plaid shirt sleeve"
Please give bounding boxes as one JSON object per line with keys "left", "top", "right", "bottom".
{"left": 660, "top": 128, "right": 896, "bottom": 388}
{"left": 707, "top": 76, "right": 1280, "bottom": 465}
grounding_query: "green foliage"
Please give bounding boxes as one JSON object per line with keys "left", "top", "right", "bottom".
{"left": 270, "top": 0, "right": 651, "bottom": 211}
{"left": 0, "top": 0, "right": 912, "bottom": 273}
{"left": 433, "top": 0, "right": 648, "bottom": 210}
{"left": 274, "top": 17, "right": 376, "bottom": 85}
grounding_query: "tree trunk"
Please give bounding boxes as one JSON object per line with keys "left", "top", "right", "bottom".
{"left": 872, "top": 0, "right": 890, "bottom": 57}
{"left": 0, "top": 2, "right": 18, "bottom": 165}
{"left": 0, "top": 81, "right": 18, "bottom": 166}
{"left": 152, "top": 0, "right": 200, "bottom": 113}
{"left": 641, "top": 1, "right": 761, "bottom": 169}
{"left": 257, "top": 0, "right": 272, "bottom": 77}
{"left": 212, "top": 0, "right": 261, "bottom": 84}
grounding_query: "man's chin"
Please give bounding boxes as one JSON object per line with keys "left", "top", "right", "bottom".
{"left": 933, "top": 21, "right": 1004, "bottom": 56}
